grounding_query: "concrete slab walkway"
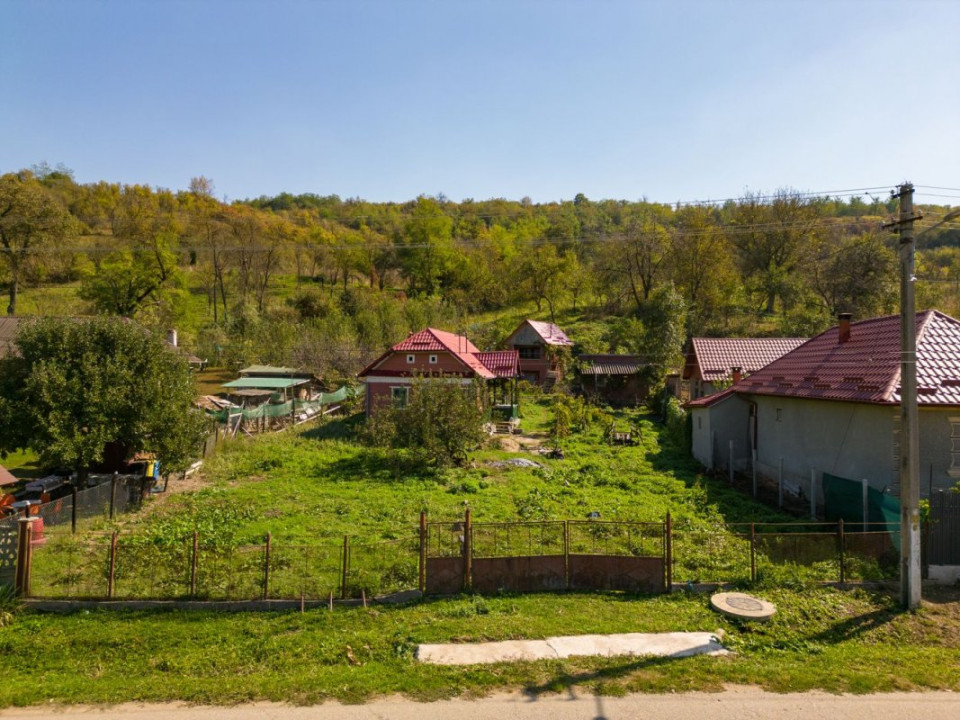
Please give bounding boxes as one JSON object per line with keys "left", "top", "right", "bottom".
{"left": 416, "top": 631, "right": 727, "bottom": 665}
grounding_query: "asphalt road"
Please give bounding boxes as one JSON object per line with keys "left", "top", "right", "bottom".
{"left": 2, "top": 690, "right": 959, "bottom": 720}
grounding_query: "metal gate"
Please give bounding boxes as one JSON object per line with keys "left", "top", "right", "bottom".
{"left": 423, "top": 515, "right": 666, "bottom": 595}
{"left": 929, "top": 492, "right": 960, "bottom": 566}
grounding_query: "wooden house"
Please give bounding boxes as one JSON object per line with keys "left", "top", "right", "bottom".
{"left": 505, "top": 319, "right": 573, "bottom": 389}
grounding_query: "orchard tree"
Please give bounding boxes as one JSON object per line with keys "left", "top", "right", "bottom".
{"left": 0, "top": 171, "right": 71, "bottom": 314}
{"left": 0, "top": 317, "right": 209, "bottom": 477}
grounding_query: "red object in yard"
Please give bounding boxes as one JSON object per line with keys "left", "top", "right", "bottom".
{"left": 30, "top": 514, "right": 45, "bottom": 545}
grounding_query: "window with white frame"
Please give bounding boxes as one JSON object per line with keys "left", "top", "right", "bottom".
{"left": 429, "top": 354, "right": 438, "bottom": 364}
{"left": 406, "top": 354, "right": 415, "bottom": 364}
{"left": 391, "top": 386, "right": 409, "bottom": 408}
{"left": 950, "top": 417, "right": 960, "bottom": 477}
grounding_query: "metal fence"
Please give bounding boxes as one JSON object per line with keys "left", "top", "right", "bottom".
{"left": 671, "top": 521, "right": 900, "bottom": 585}
{"left": 27, "top": 529, "right": 418, "bottom": 601}
{"left": 16, "top": 515, "right": 906, "bottom": 601}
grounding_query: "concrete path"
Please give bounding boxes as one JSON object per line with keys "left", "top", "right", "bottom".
{"left": 416, "top": 631, "right": 727, "bottom": 665}
{"left": 2, "top": 690, "right": 960, "bottom": 720}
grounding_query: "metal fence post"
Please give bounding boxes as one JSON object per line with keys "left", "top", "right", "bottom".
{"left": 14, "top": 518, "right": 37, "bottom": 598}
{"left": 341, "top": 535, "right": 349, "bottom": 599}
{"left": 563, "top": 519, "right": 570, "bottom": 590}
{"left": 71, "top": 485, "right": 78, "bottom": 534}
{"left": 109, "top": 472, "right": 118, "bottom": 520}
{"left": 190, "top": 531, "right": 198, "bottom": 599}
{"left": 263, "top": 532, "right": 271, "bottom": 601}
{"left": 778, "top": 457, "right": 784, "bottom": 509}
{"left": 418, "top": 511, "right": 427, "bottom": 594}
{"left": 861, "top": 478, "right": 869, "bottom": 532}
{"left": 750, "top": 522, "right": 756, "bottom": 583}
{"left": 810, "top": 469, "right": 817, "bottom": 519}
{"left": 463, "top": 508, "right": 472, "bottom": 592}
{"left": 108, "top": 531, "right": 118, "bottom": 599}
{"left": 838, "top": 519, "right": 846, "bottom": 584}
{"left": 729, "top": 440, "right": 734, "bottom": 483}
{"left": 665, "top": 512, "right": 672, "bottom": 592}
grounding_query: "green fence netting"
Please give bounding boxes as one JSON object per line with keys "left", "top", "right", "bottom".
{"left": 206, "top": 385, "right": 362, "bottom": 423}
{"left": 822, "top": 471, "right": 900, "bottom": 548}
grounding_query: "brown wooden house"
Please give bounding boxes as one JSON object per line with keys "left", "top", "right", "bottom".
{"left": 505, "top": 319, "right": 573, "bottom": 389}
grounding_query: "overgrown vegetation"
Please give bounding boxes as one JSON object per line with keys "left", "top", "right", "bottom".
{"left": 5, "top": 166, "right": 960, "bottom": 386}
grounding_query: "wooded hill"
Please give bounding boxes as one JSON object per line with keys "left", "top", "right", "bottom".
{"left": 2, "top": 165, "right": 959, "bottom": 382}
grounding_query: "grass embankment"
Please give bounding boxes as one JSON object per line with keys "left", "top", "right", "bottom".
{"left": 1, "top": 587, "right": 959, "bottom": 705}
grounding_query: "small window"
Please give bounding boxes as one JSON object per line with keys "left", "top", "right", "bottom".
{"left": 391, "top": 386, "right": 409, "bottom": 408}
{"left": 776, "top": 408, "right": 782, "bottom": 422}
{"left": 406, "top": 354, "right": 415, "bottom": 364}
{"left": 518, "top": 346, "right": 541, "bottom": 360}
{"left": 429, "top": 354, "right": 438, "bottom": 364}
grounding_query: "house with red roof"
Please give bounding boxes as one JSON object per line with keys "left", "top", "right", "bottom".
{"left": 505, "top": 319, "right": 574, "bottom": 389}
{"left": 357, "top": 328, "right": 520, "bottom": 416}
{"left": 688, "top": 311, "right": 960, "bottom": 504}
{"left": 682, "top": 336, "right": 807, "bottom": 400}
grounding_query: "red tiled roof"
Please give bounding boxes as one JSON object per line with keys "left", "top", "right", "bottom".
{"left": 0, "top": 464, "right": 18, "bottom": 487}
{"left": 475, "top": 351, "right": 520, "bottom": 378}
{"left": 733, "top": 310, "right": 960, "bottom": 406}
{"left": 358, "top": 328, "right": 497, "bottom": 379}
{"left": 686, "top": 337, "right": 807, "bottom": 381}
{"left": 524, "top": 320, "right": 573, "bottom": 346}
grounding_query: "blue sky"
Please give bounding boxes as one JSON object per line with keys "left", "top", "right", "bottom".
{"left": 3, "top": 0, "right": 958, "bottom": 204}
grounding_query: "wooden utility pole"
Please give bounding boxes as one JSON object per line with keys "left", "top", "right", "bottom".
{"left": 891, "top": 182, "right": 923, "bottom": 610}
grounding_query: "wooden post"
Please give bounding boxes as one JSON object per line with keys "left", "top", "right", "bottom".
{"left": 418, "top": 511, "right": 427, "bottom": 594}
{"left": 109, "top": 472, "right": 118, "bottom": 519}
{"left": 838, "top": 519, "right": 846, "bottom": 584}
{"left": 190, "top": 531, "right": 198, "bottom": 599}
{"left": 665, "top": 512, "right": 673, "bottom": 593}
{"left": 263, "top": 532, "right": 272, "bottom": 601}
{"left": 71, "top": 485, "right": 78, "bottom": 534}
{"left": 14, "top": 518, "right": 37, "bottom": 598}
{"left": 341, "top": 535, "right": 349, "bottom": 599}
{"left": 463, "top": 508, "right": 472, "bottom": 592}
{"left": 108, "top": 531, "right": 118, "bottom": 599}
{"left": 750, "top": 523, "right": 756, "bottom": 583}
{"left": 328, "top": 591, "right": 334, "bottom": 611}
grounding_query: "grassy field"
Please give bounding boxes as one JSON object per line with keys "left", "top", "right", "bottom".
{"left": 3, "top": 396, "right": 953, "bottom": 705}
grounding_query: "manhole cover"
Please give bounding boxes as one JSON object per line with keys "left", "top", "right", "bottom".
{"left": 710, "top": 592, "right": 776, "bottom": 621}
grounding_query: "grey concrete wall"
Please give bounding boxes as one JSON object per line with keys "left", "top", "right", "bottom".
{"left": 749, "top": 398, "right": 960, "bottom": 498}
{"left": 690, "top": 395, "right": 752, "bottom": 471}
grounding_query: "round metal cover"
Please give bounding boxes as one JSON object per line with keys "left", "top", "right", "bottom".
{"left": 710, "top": 592, "right": 776, "bottom": 621}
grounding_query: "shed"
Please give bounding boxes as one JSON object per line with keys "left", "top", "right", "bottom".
{"left": 577, "top": 354, "right": 648, "bottom": 406}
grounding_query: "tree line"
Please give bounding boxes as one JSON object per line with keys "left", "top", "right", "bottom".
{"left": 2, "top": 164, "right": 959, "bottom": 381}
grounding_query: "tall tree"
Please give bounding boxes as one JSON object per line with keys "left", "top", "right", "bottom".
{"left": 0, "top": 171, "right": 70, "bottom": 314}
{"left": 0, "top": 317, "right": 209, "bottom": 476}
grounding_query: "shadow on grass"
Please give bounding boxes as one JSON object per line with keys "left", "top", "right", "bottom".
{"left": 301, "top": 412, "right": 365, "bottom": 441}
{"left": 807, "top": 604, "right": 899, "bottom": 644}
{"left": 522, "top": 653, "right": 681, "bottom": 700}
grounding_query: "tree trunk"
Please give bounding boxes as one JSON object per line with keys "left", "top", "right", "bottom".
{"left": 7, "top": 275, "right": 17, "bottom": 315}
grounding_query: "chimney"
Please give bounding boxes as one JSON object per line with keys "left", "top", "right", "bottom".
{"left": 167, "top": 328, "right": 178, "bottom": 348}
{"left": 731, "top": 366, "right": 742, "bottom": 384}
{"left": 838, "top": 313, "right": 852, "bottom": 344}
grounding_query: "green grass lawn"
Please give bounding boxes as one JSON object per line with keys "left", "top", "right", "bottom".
{"left": 5, "top": 395, "right": 949, "bottom": 705}
{"left": 1, "top": 586, "right": 959, "bottom": 705}
{"left": 1, "top": 448, "right": 44, "bottom": 480}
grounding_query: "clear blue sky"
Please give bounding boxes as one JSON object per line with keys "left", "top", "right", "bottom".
{"left": 3, "top": 0, "right": 958, "bottom": 205}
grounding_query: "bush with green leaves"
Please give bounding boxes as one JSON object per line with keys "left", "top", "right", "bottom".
{"left": 364, "top": 377, "right": 486, "bottom": 467}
